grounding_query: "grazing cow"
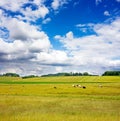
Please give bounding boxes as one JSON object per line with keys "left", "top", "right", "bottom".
{"left": 98, "top": 84, "right": 103, "bottom": 88}
{"left": 82, "top": 86, "right": 86, "bottom": 89}
{"left": 72, "top": 84, "right": 86, "bottom": 89}
{"left": 78, "top": 85, "right": 82, "bottom": 88}
{"left": 54, "top": 86, "right": 57, "bottom": 89}
{"left": 72, "top": 84, "right": 76, "bottom": 87}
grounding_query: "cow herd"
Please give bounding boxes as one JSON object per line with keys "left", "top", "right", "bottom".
{"left": 72, "top": 84, "right": 86, "bottom": 89}
{"left": 53, "top": 84, "right": 103, "bottom": 89}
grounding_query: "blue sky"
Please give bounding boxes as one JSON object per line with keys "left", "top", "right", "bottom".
{"left": 0, "top": 0, "right": 120, "bottom": 76}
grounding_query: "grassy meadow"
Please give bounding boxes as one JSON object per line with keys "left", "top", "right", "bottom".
{"left": 0, "top": 76, "right": 120, "bottom": 121}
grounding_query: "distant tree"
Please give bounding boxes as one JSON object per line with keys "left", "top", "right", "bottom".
{"left": 41, "top": 72, "right": 93, "bottom": 77}
{"left": 22, "top": 75, "right": 38, "bottom": 79}
{"left": 64, "top": 73, "right": 71, "bottom": 76}
{"left": 102, "top": 71, "right": 120, "bottom": 76}
{"left": 3, "top": 73, "right": 20, "bottom": 77}
{"left": 78, "top": 73, "right": 83, "bottom": 76}
{"left": 83, "top": 72, "right": 89, "bottom": 76}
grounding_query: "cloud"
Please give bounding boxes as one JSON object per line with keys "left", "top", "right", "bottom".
{"left": 55, "top": 18, "right": 120, "bottom": 73}
{"left": 0, "top": 0, "right": 72, "bottom": 76}
{"left": 34, "top": 50, "right": 68, "bottom": 64}
{"left": 2, "top": 18, "right": 40, "bottom": 40}
{"left": 0, "top": 0, "right": 119, "bottom": 76}
{"left": 0, "top": 0, "right": 27, "bottom": 12}
{"left": 51, "top": 0, "right": 60, "bottom": 10}
{"left": 104, "top": 11, "right": 110, "bottom": 16}
{"left": 0, "top": 61, "right": 45, "bottom": 76}
{"left": 42, "top": 18, "right": 51, "bottom": 24}
{"left": 0, "top": 27, "right": 9, "bottom": 39}
{"left": 96, "top": 0, "right": 102, "bottom": 5}
{"left": 0, "top": 0, "right": 49, "bottom": 22}
{"left": 76, "top": 23, "right": 94, "bottom": 33}
{"left": 116, "top": 0, "right": 120, "bottom": 2}
{"left": 51, "top": 0, "right": 68, "bottom": 10}
{"left": 0, "top": 4, "right": 52, "bottom": 65}
{"left": 0, "top": 33, "right": 70, "bottom": 76}
{"left": 73, "top": 1, "right": 80, "bottom": 7}
{"left": 21, "top": 4, "right": 49, "bottom": 21}
{"left": 55, "top": 66, "right": 63, "bottom": 72}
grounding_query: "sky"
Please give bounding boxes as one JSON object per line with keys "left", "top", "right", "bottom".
{"left": 0, "top": 0, "right": 120, "bottom": 76}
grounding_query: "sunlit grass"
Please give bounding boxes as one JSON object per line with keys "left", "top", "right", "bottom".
{"left": 0, "top": 76, "right": 120, "bottom": 121}
{"left": 0, "top": 83, "right": 119, "bottom": 97}
{"left": 0, "top": 95, "right": 119, "bottom": 121}
{"left": 0, "top": 76, "right": 120, "bottom": 83}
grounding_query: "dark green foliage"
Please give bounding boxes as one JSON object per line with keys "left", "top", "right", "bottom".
{"left": 41, "top": 72, "right": 91, "bottom": 77}
{"left": 3, "top": 73, "right": 20, "bottom": 77}
{"left": 102, "top": 71, "right": 120, "bottom": 76}
{"left": 41, "top": 73, "right": 69, "bottom": 77}
{"left": 83, "top": 72, "right": 89, "bottom": 76}
{"left": 22, "top": 75, "right": 38, "bottom": 79}
{"left": 70, "top": 72, "right": 83, "bottom": 76}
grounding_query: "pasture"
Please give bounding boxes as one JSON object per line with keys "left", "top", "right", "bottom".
{"left": 0, "top": 76, "right": 120, "bottom": 121}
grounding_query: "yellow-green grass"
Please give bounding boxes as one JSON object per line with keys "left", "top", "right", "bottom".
{"left": 0, "top": 95, "right": 119, "bottom": 121}
{"left": 0, "top": 76, "right": 120, "bottom": 121}
{"left": 0, "top": 76, "right": 120, "bottom": 84}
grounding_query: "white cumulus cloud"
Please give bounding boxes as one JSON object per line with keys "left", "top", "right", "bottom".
{"left": 55, "top": 18, "right": 120, "bottom": 74}
{"left": 0, "top": 0, "right": 49, "bottom": 22}
{"left": 51, "top": 0, "right": 69, "bottom": 10}
{"left": 42, "top": 18, "right": 51, "bottom": 24}
{"left": 104, "top": 11, "right": 110, "bottom": 16}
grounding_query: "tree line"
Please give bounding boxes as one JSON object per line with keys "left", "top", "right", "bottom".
{"left": 41, "top": 72, "right": 92, "bottom": 77}
{"left": 0, "top": 71, "right": 120, "bottom": 78}
{"left": 1, "top": 73, "right": 20, "bottom": 77}
{"left": 102, "top": 71, "right": 120, "bottom": 76}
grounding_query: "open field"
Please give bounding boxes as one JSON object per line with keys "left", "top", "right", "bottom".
{"left": 0, "top": 76, "right": 120, "bottom": 121}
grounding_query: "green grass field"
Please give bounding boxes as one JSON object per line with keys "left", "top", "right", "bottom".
{"left": 0, "top": 76, "right": 120, "bottom": 121}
